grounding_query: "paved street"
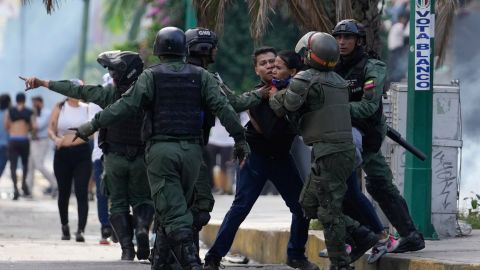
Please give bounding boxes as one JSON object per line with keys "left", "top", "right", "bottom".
{"left": 0, "top": 178, "right": 290, "bottom": 270}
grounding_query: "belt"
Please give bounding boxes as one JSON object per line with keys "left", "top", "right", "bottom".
{"left": 106, "top": 143, "right": 145, "bottom": 159}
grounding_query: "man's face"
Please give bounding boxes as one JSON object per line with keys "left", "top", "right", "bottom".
{"left": 254, "top": 52, "right": 276, "bottom": 83}
{"left": 335, "top": 34, "right": 358, "bottom": 56}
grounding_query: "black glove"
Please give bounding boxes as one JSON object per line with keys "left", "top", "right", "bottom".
{"left": 233, "top": 140, "right": 250, "bottom": 162}
{"left": 69, "top": 121, "right": 97, "bottom": 142}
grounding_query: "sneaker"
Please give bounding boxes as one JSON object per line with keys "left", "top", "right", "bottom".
{"left": 75, "top": 230, "right": 85, "bottom": 242}
{"left": 367, "top": 235, "right": 399, "bottom": 264}
{"left": 12, "top": 190, "right": 19, "bottom": 201}
{"left": 286, "top": 258, "right": 319, "bottom": 270}
{"left": 99, "top": 238, "right": 110, "bottom": 245}
{"left": 203, "top": 256, "right": 222, "bottom": 270}
{"left": 61, "top": 225, "right": 71, "bottom": 240}
{"left": 318, "top": 244, "right": 352, "bottom": 258}
{"left": 391, "top": 231, "right": 425, "bottom": 253}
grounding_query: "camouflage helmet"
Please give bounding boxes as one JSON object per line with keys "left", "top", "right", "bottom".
{"left": 295, "top": 32, "right": 339, "bottom": 70}
{"left": 153, "top": 27, "right": 186, "bottom": 57}
{"left": 185, "top": 28, "right": 218, "bottom": 56}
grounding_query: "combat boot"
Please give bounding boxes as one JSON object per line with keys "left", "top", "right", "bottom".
{"left": 391, "top": 230, "right": 425, "bottom": 253}
{"left": 192, "top": 210, "right": 211, "bottom": 262}
{"left": 167, "top": 228, "right": 202, "bottom": 270}
{"left": 349, "top": 225, "right": 379, "bottom": 263}
{"left": 151, "top": 226, "right": 173, "bottom": 270}
{"left": 133, "top": 204, "right": 155, "bottom": 260}
{"left": 110, "top": 213, "right": 136, "bottom": 260}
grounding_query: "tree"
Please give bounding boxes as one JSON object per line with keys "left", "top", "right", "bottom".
{"left": 31, "top": 0, "right": 457, "bottom": 65}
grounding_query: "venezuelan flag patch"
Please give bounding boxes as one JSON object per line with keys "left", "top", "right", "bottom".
{"left": 364, "top": 80, "right": 375, "bottom": 91}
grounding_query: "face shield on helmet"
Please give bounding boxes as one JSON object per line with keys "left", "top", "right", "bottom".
{"left": 295, "top": 32, "right": 339, "bottom": 70}
{"left": 295, "top": 31, "right": 316, "bottom": 61}
{"left": 96, "top": 51, "right": 144, "bottom": 88}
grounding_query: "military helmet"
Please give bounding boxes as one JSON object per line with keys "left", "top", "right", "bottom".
{"left": 332, "top": 19, "right": 364, "bottom": 37}
{"left": 185, "top": 27, "right": 218, "bottom": 57}
{"left": 97, "top": 50, "right": 144, "bottom": 86}
{"left": 295, "top": 32, "right": 339, "bottom": 70}
{"left": 153, "top": 27, "right": 186, "bottom": 57}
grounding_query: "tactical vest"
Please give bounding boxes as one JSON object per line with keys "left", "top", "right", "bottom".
{"left": 149, "top": 63, "right": 203, "bottom": 137}
{"left": 343, "top": 55, "right": 383, "bottom": 130}
{"left": 299, "top": 72, "right": 352, "bottom": 145}
{"left": 98, "top": 91, "right": 144, "bottom": 148}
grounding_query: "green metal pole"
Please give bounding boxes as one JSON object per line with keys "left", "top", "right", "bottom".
{"left": 405, "top": 0, "right": 437, "bottom": 239}
{"left": 78, "top": 0, "right": 90, "bottom": 80}
{"left": 185, "top": 0, "right": 197, "bottom": 29}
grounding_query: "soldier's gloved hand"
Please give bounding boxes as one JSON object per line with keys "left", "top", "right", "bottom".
{"left": 233, "top": 140, "right": 251, "bottom": 162}
{"left": 255, "top": 85, "right": 271, "bottom": 99}
{"left": 69, "top": 121, "right": 97, "bottom": 142}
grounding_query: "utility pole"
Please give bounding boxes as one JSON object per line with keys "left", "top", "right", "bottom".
{"left": 78, "top": 0, "right": 90, "bottom": 80}
{"left": 404, "top": 0, "right": 437, "bottom": 239}
{"left": 185, "top": 0, "right": 197, "bottom": 29}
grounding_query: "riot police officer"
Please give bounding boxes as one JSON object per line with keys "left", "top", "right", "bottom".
{"left": 23, "top": 51, "right": 154, "bottom": 261}
{"left": 61, "top": 26, "right": 248, "bottom": 270}
{"left": 270, "top": 32, "right": 379, "bottom": 270}
{"left": 332, "top": 19, "right": 425, "bottom": 253}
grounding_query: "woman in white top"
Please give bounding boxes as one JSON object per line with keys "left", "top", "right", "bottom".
{"left": 48, "top": 90, "right": 92, "bottom": 242}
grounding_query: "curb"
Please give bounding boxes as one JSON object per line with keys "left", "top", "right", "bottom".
{"left": 201, "top": 224, "right": 480, "bottom": 270}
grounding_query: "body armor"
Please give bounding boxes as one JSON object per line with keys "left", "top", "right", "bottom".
{"left": 337, "top": 55, "right": 384, "bottom": 152}
{"left": 297, "top": 70, "right": 352, "bottom": 145}
{"left": 98, "top": 91, "right": 144, "bottom": 155}
{"left": 148, "top": 63, "right": 203, "bottom": 137}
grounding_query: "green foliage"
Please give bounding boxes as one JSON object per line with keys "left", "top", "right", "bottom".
{"left": 309, "top": 219, "right": 324, "bottom": 230}
{"left": 102, "top": 0, "right": 142, "bottom": 35}
{"left": 212, "top": 1, "right": 302, "bottom": 93}
{"left": 459, "top": 213, "right": 480, "bottom": 229}
{"left": 460, "top": 191, "right": 480, "bottom": 229}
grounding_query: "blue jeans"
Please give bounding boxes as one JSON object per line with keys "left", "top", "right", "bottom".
{"left": 343, "top": 172, "right": 384, "bottom": 233}
{"left": 206, "top": 151, "right": 309, "bottom": 260}
{"left": 94, "top": 159, "right": 110, "bottom": 227}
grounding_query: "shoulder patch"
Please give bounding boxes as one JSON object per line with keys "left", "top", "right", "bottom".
{"left": 364, "top": 80, "right": 375, "bottom": 91}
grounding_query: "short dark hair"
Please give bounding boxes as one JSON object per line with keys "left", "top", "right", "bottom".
{"left": 0, "top": 94, "right": 11, "bottom": 111}
{"left": 31, "top": 95, "right": 43, "bottom": 103}
{"left": 16, "top": 92, "right": 26, "bottom": 103}
{"left": 277, "top": 50, "right": 303, "bottom": 71}
{"left": 252, "top": 46, "right": 276, "bottom": 66}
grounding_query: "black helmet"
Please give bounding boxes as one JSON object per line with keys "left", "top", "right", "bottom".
{"left": 295, "top": 32, "right": 339, "bottom": 70}
{"left": 97, "top": 50, "right": 144, "bottom": 87}
{"left": 332, "top": 19, "right": 364, "bottom": 37}
{"left": 185, "top": 27, "right": 218, "bottom": 61}
{"left": 153, "top": 27, "right": 186, "bottom": 57}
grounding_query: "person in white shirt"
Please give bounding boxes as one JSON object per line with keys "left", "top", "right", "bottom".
{"left": 26, "top": 95, "right": 57, "bottom": 197}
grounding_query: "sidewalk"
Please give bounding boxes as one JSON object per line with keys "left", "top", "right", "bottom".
{"left": 201, "top": 195, "right": 480, "bottom": 270}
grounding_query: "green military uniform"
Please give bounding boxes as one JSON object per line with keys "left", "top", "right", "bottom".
{"left": 191, "top": 73, "right": 262, "bottom": 214}
{"left": 336, "top": 54, "right": 418, "bottom": 237}
{"left": 88, "top": 59, "right": 245, "bottom": 234}
{"left": 47, "top": 81, "right": 153, "bottom": 214}
{"left": 270, "top": 68, "right": 358, "bottom": 266}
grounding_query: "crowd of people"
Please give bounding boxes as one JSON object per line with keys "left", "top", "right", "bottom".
{"left": 6, "top": 17, "right": 427, "bottom": 270}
